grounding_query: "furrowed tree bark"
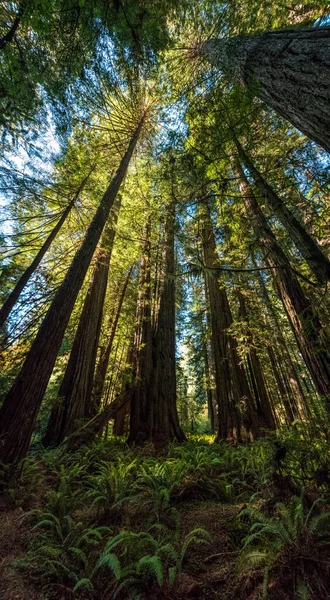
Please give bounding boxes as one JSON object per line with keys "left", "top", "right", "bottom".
{"left": 0, "top": 120, "right": 143, "bottom": 467}
{"left": 127, "top": 217, "right": 154, "bottom": 443}
{"left": 234, "top": 158, "right": 330, "bottom": 405}
{"left": 234, "top": 137, "right": 330, "bottom": 284}
{"left": 0, "top": 175, "right": 90, "bottom": 330}
{"left": 128, "top": 201, "right": 186, "bottom": 444}
{"left": 200, "top": 26, "right": 330, "bottom": 152}
{"left": 92, "top": 267, "right": 133, "bottom": 416}
{"left": 42, "top": 197, "right": 121, "bottom": 448}
{"left": 151, "top": 200, "right": 186, "bottom": 443}
{"left": 113, "top": 344, "right": 135, "bottom": 436}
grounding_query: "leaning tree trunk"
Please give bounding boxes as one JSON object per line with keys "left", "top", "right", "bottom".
{"left": 200, "top": 26, "right": 330, "bottom": 152}
{"left": 0, "top": 5, "right": 24, "bottom": 50}
{"left": 42, "top": 197, "right": 121, "bottom": 448}
{"left": 0, "top": 171, "right": 92, "bottom": 329}
{"left": 234, "top": 137, "right": 330, "bottom": 284}
{"left": 234, "top": 158, "right": 330, "bottom": 405}
{"left": 92, "top": 268, "right": 133, "bottom": 416}
{"left": 0, "top": 120, "right": 143, "bottom": 468}
{"left": 257, "top": 270, "right": 308, "bottom": 420}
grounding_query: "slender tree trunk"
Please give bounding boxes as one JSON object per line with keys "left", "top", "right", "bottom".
{"left": 234, "top": 137, "right": 330, "bottom": 284}
{"left": 42, "top": 197, "right": 121, "bottom": 447}
{"left": 234, "top": 158, "right": 330, "bottom": 404}
{"left": 113, "top": 344, "right": 135, "bottom": 436}
{"left": 0, "top": 121, "right": 143, "bottom": 467}
{"left": 200, "top": 26, "right": 330, "bottom": 152}
{"left": 92, "top": 268, "right": 132, "bottom": 416}
{"left": 257, "top": 271, "right": 308, "bottom": 419}
{"left": 0, "top": 6, "right": 23, "bottom": 50}
{"left": 203, "top": 340, "right": 215, "bottom": 433}
{"left": 0, "top": 178, "right": 88, "bottom": 330}
{"left": 237, "top": 290, "right": 276, "bottom": 429}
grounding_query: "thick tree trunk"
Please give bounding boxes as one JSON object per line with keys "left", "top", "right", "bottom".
{"left": 0, "top": 184, "right": 83, "bottom": 330}
{"left": 234, "top": 137, "right": 330, "bottom": 284}
{"left": 127, "top": 218, "right": 154, "bottom": 443}
{"left": 128, "top": 204, "right": 186, "bottom": 444}
{"left": 234, "top": 159, "right": 330, "bottom": 404}
{"left": 0, "top": 121, "right": 143, "bottom": 467}
{"left": 200, "top": 200, "right": 260, "bottom": 441}
{"left": 42, "top": 197, "right": 121, "bottom": 447}
{"left": 200, "top": 26, "right": 330, "bottom": 152}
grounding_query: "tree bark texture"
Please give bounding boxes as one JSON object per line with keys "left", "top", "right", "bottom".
{"left": 0, "top": 121, "right": 142, "bottom": 467}
{"left": 128, "top": 204, "right": 186, "bottom": 444}
{"left": 63, "top": 388, "right": 135, "bottom": 452}
{"left": 201, "top": 26, "right": 330, "bottom": 152}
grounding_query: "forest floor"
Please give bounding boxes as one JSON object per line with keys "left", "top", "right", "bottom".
{"left": 0, "top": 432, "right": 329, "bottom": 600}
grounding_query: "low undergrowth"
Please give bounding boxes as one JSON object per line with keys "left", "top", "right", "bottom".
{"left": 1, "top": 425, "right": 330, "bottom": 599}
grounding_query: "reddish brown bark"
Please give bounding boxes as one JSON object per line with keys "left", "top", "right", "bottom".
{"left": 0, "top": 121, "right": 143, "bottom": 467}
{"left": 200, "top": 200, "right": 261, "bottom": 441}
{"left": 42, "top": 198, "right": 121, "bottom": 447}
{"left": 201, "top": 27, "right": 330, "bottom": 152}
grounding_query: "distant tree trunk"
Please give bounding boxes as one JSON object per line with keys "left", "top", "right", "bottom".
{"left": 234, "top": 137, "right": 330, "bottom": 284}
{"left": 92, "top": 268, "right": 133, "bottom": 416}
{"left": 237, "top": 290, "right": 276, "bottom": 429}
{"left": 257, "top": 271, "right": 308, "bottom": 420}
{"left": 113, "top": 345, "right": 134, "bottom": 436}
{"left": 128, "top": 202, "right": 186, "bottom": 444}
{"left": 63, "top": 388, "right": 135, "bottom": 452}
{"left": 42, "top": 198, "right": 121, "bottom": 447}
{"left": 200, "top": 199, "right": 260, "bottom": 441}
{"left": 200, "top": 26, "right": 330, "bottom": 152}
{"left": 0, "top": 178, "right": 87, "bottom": 330}
{"left": 149, "top": 201, "right": 186, "bottom": 443}
{"left": 234, "top": 158, "right": 330, "bottom": 404}
{"left": 203, "top": 340, "right": 215, "bottom": 433}
{"left": 267, "top": 345, "right": 295, "bottom": 423}
{"left": 127, "top": 218, "right": 154, "bottom": 443}
{"left": 0, "top": 120, "right": 143, "bottom": 468}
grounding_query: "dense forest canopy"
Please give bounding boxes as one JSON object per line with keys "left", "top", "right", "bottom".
{"left": 1, "top": 1, "right": 330, "bottom": 599}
